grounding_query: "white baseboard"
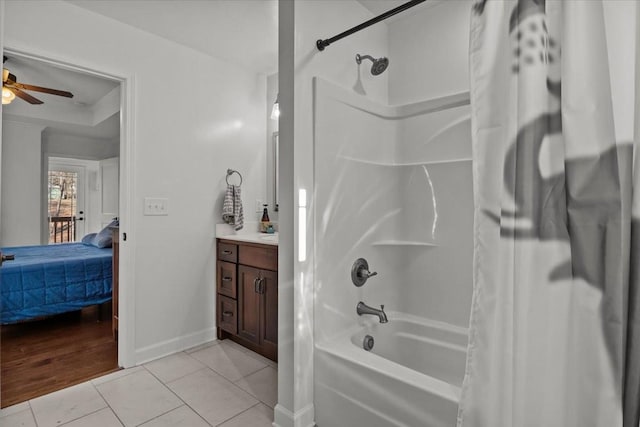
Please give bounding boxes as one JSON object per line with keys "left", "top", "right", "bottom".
{"left": 273, "top": 403, "right": 315, "bottom": 427}
{"left": 134, "top": 327, "right": 217, "bottom": 365}
{"left": 273, "top": 404, "right": 294, "bottom": 427}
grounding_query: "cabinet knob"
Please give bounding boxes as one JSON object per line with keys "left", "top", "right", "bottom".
{"left": 222, "top": 276, "right": 232, "bottom": 282}
{"left": 222, "top": 250, "right": 232, "bottom": 255}
{"left": 222, "top": 311, "right": 234, "bottom": 317}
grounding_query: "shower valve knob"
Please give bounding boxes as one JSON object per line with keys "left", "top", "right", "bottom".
{"left": 351, "top": 258, "right": 377, "bottom": 287}
{"left": 362, "top": 270, "right": 377, "bottom": 279}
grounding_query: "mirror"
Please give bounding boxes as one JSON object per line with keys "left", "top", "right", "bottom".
{"left": 267, "top": 74, "right": 279, "bottom": 216}
{"left": 273, "top": 132, "right": 279, "bottom": 212}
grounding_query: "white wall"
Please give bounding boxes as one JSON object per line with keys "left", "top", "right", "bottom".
{"left": 43, "top": 132, "right": 119, "bottom": 161}
{"left": 276, "top": 2, "right": 295, "bottom": 425}
{"left": 1, "top": 120, "right": 45, "bottom": 246}
{"left": 3, "top": 0, "right": 267, "bottom": 362}
{"left": 388, "top": 1, "right": 471, "bottom": 105}
{"left": 287, "top": 1, "right": 388, "bottom": 425}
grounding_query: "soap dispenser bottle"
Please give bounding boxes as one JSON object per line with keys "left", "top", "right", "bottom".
{"left": 261, "top": 204, "right": 270, "bottom": 232}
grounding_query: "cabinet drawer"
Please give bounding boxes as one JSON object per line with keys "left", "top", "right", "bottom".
{"left": 217, "top": 261, "right": 237, "bottom": 298}
{"left": 218, "top": 295, "right": 237, "bottom": 334}
{"left": 218, "top": 242, "right": 238, "bottom": 263}
{"left": 238, "top": 245, "right": 277, "bottom": 271}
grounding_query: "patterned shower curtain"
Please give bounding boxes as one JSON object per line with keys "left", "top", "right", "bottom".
{"left": 458, "top": 1, "right": 640, "bottom": 426}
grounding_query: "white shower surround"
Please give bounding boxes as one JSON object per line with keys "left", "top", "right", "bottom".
{"left": 313, "top": 77, "right": 473, "bottom": 426}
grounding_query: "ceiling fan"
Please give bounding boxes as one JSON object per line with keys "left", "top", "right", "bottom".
{"left": 2, "top": 56, "right": 73, "bottom": 105}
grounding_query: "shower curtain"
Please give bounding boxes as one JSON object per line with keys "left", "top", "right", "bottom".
{"left": 458, "top": 1, "right": 639, "bottom": 426}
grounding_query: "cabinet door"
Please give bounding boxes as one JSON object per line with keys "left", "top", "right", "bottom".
{"left": 238, "top": 265, "right": 261, "bottom": 345}
{"left": 260, "top": 269, "right": 278, "bottom": 358}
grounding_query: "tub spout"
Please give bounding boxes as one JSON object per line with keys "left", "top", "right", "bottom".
{"left": 357, "top": 301, "right": 388, "bottom": 323}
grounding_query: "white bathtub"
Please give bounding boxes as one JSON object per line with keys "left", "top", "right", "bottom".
{"left": 315, "top": 312, "right": 468, "bottom": 427}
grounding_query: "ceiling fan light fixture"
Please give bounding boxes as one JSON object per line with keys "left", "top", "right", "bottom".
{"left": 2, "top": 68, "right": 8, "bottom": 83}
{"left": 2, "top": 87, "right": 15, "bottom": 105}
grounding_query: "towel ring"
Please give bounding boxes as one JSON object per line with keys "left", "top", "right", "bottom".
{"left": 226, "top": 169, "right": 243, "bottom": 186}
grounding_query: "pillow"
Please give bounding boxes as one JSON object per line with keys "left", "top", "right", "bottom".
{"left": 81, "top": 233, "right": 97, "bottom": 244}
{"left": 82, "top": 219, "right": 119, "bottom": 248}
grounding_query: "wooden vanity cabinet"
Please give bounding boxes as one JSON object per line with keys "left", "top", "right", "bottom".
{"left": 216, "top": 239, "right": 277, "bottom": 361}
{"left": 238, "top": 265, "right": 278, "bottom": 357}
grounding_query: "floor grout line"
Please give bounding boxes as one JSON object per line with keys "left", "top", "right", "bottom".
{"left": 142, "top": 365, "right": 214, "bottom": 427}
{"left": 28, "top": 402, "right": 38, "bottom": 427}
{"left": 213, "top": 402, "right": 263, "bottom": 427}
{"left": 91, "top": 365, "right": 144, "bottom": 387}
{"left": 233, "top": 365, "right": 277, "bottom": 404}
{"left": 56, "top": 406, "right": 113, "bottom": 427}
{"left": 30, "top": 382, "right": 110, "bottom": 427}
{"left": 141, "top": 351, "right": 207, "bottom": 385}
{"left": 20, "top": 342, "right": 275, "bottom": 427}
{"left": 131, "top": 404, "right": 182, "bottom": 427}
{"left": 92, "top": 378, "right": 127, "bottom": 427}
{"left": 185, "top": 344, "right": 277, "bottom": 419}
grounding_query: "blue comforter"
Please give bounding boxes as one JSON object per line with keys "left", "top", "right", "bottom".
{"left": 1, "top": 243, "right": 113, "bottom": 324}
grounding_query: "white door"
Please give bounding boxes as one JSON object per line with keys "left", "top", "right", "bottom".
{"left": 47, "top": 161, "right": 86, "bottom": 243}
{"left": 100, "top": 157, "right": 119, "bottom": 226}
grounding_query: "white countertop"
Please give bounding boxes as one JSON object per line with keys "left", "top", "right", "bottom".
{"left": 218, "top": 232, "right": 278, "bottom": 246}
{"left": 215, "top": 222, "right": 278, "bottom": 246}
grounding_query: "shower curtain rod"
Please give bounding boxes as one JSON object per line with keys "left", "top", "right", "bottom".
{"left": 316, "top": 0, "right": 426, "bottom": 51}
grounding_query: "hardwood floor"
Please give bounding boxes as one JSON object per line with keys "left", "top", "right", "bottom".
{"left": 1, "top": 304, "right": 119, "bottom": 408}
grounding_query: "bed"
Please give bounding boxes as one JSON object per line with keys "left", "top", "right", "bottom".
{"left": 1, "top": 243, "right": 113, "bottom": 324}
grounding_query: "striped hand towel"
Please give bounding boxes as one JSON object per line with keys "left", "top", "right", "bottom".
{"left": 222, "top": 184, "right": 244, "bottom": 231}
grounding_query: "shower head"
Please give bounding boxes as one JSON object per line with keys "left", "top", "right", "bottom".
{"left": 356, "top": 54, "right": 389, "bottom": 76}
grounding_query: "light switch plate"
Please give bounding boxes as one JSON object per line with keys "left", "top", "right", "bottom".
{"left": 255, "top": 199, "right": 263, "bottom": 213}
{"left": 144, "top": 197, "right": 168, "bottom": 216}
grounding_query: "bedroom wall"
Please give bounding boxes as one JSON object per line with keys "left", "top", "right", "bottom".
{"left": 1, "top": 120, "right": 45, "bottom": 246}
{"left": 0, "top": 124, "right": 119, "bottom": 247}
{"left": 43, "top": 132, "right": 119, "bottom": 161}
{"left": 2, "top": 0, "right": 268, "bottom": 363}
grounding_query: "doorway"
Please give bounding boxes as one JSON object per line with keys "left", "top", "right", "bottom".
{"left": 47, "top": 161, "right": 86, "bottom": 243}
{"left": 0, "top": 49, "right": 133, "bottom": 407}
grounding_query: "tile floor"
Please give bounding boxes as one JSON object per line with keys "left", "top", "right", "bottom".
{"left": 0, "top": 339, "right": 277, "bottom": 427}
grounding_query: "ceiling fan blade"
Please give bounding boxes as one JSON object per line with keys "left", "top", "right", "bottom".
{"left": 11, "top": 87, "right": 44, "bottom": 105}
{"left": 13, "top": 82, "right": 73, "bottom": 98}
